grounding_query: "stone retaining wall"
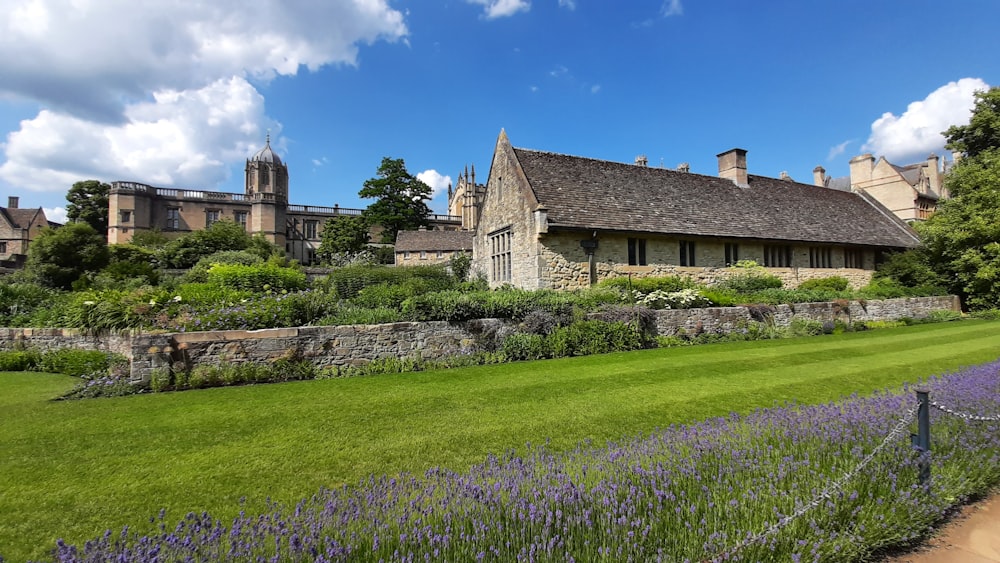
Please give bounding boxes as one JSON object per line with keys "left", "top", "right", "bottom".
{"left": 0, "top": 296, "right": 961, "bottom": 383}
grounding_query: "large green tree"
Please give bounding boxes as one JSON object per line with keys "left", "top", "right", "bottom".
{"left": 316, "top": 215, "right": 370, "bottom": 264}
{"left": 916, "top": 86, "right": 1000, "bottom": 309}
{"left": 359, "top": 157, "right": 433, "bottom": 244}
{"left": 66, "top": 180, "right": 110, "bottom": 234}
{"left": 25, "top": 223, "right": 110, "bottom": 290}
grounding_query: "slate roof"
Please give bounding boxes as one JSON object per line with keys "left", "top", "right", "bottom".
{"left": 0, "top": 207, "right": 43, "bottom": 230}
{"left": 512, "top": 148, "right": 919, "bottom": 248}
{"left": 395, "top": 229, "right": 474, "bottom": 252}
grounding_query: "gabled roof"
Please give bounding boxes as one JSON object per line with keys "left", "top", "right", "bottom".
{"left": 512, "top": 148, "right": 919, "bottom": 248}
{"left": 395, "top": 229, "right": 474, "bottom": 252}
{"left": 0, "top": 207, "right": 44, "bottom": 231}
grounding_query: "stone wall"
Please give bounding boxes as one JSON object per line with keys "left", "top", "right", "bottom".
{"left": 0, "top": 296, "right": 960, "bottom": 384}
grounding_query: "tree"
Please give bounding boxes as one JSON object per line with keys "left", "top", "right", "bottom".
{"left": 945, "top": 87, "right": 1000, "bottom": 161}
{"left": 916, "top": 86, "right": 1000, "bottom": 309}
{"left": 160, "top": 220, "right": 255, "bottom": 269}
{"left": 359, "top": 157, "right": 433, "bottom": 244}
{"left": 25, "top": 223, "right": 110, "bottom": 289}
{"left": 917, "top": 149, "right": 1000, "bottom": 309}
{"left": 66, "top": 180, "right": 110, "bottom": 234}
{"left": 316, "top": 215, "right": 370, "bottom": 264}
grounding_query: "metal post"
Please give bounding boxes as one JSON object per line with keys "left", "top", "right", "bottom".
{"left": 913, "top": 389, "right": 931, "bottom": 487}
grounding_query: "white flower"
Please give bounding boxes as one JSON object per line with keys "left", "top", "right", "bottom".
{"left": 83, "top": 300, "right": 96, "bottom": 306}
{"left": 171, "top": 295, "right": 183, "bottom": 302}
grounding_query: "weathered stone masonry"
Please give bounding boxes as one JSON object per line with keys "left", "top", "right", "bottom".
{"left": 0, "top": 296, "right": 961, "bottom": 384}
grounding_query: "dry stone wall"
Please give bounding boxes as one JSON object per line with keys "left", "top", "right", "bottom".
{"left": 0, "top": 296, "right": 960, "bottom": 384}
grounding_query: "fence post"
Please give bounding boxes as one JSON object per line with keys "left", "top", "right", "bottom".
{"left": 913, "top": 389, "right": 931, "bottom": 487}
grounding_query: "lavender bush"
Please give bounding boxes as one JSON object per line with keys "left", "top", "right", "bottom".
{"left": 40, "top": 361, "right": 1000, "bottom": 562}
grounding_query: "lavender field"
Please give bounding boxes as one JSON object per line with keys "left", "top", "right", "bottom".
{"left": 42, "top": 360, "right": 1000, "bottom": 562}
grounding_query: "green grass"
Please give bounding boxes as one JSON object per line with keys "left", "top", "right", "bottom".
{"left": 2, "top": 321, "right": 1000, "bottom": 561}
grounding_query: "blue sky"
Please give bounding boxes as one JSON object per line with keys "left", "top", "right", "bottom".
{"left": 0, "top": 0, "right": 997, "bottom": 223}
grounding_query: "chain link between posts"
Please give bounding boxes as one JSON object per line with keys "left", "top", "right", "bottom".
{"left": 930, "top": 401, "right": 1000, "bottom": 422}
{"left": 711, "top": 401, "right": 921, "bottom": 562}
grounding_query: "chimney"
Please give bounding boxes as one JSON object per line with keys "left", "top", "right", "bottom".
{"left": 676, "top": 162, "right": 690, "bottom": 173}
{"left": 717, "top": 148, "right": 748, "bottom": 186}
{"left": 634, "top": 155, "right": 648, "bottom": 167}
{"left": 7, "top": 196, "right": 18, "bottom": 209}
{"left": 779, "top": 171, "right": 793, "bottom": 182}
{"left": 849, "top": 153, "right": 875, "bottom": 185}
{"left": 813, "top": 166, "right": 826, "bottom": 187}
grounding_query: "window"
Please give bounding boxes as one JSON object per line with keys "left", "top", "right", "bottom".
{"left": 403, "top": 251, "right": 411, "bottom": 260}
{"left": 679, "top": 240, "right": 696, "bottom": 267}
{"left": 725, "top": 243, "right": 739, "bottom": 266}
{"left": 120, "top": 210, "right": 131, "bottom": 223}
{"left": 0, "top": 242, "right": 6, "bottom": 254}
{"left": 166, "top": 208, "right": 180, "bottom": 230}
{"left": 206, "top": 209, "right": 220, "bottom": 228}
{"left": 627, "top": 238, "right": 647, "bottom": 266}
{"left": 489, "top": 227, "right": 513, "bottom": 282}
{"left": 234, "top": 211, "right": 248, "bottom": 230}
{"left": 844, "top": 249, "right": 863, "bottom": 269}
{"left": 809, "top": 247, "right": 832, "bottom": 268}
{"left": 437, "top": 251, "right": 444, "bottom": 259}
{"left": 420, "top": 251, "right": 427, "bottom": 260}
{"left": 304, "top": 220, "right": 318, "bottom": 240}
{"left": 763, "top": 245, "right": 792, "bottom": 267}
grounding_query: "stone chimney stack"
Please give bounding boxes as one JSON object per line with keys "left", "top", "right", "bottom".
{"left": 7, "top": 196, "right": 18, "bottom": 209}
{"left": 813, "top": 166, "right": 826, "bottom": 187}
{"left": 717, "top": 148, "right": 748, "bottom": 186}
{"left": 634, "top": 155, "right": 648, "bottom": 167}
{"left": 849, "top": 154, "right": 876, "bottom": 185}
{"left": 676, "top": 162, "right": 690, "bottom": 173}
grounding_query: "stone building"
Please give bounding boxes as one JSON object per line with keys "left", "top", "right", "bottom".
{"left": 395, "top": 229, "right": 473, "bottom": 265}
{"left": 469, "top": 130, "right": 921, "bottom": 290}
{"left": 0, "top": 197, "right": 50, "bottom": 268}
{"left": 814, "top": 153, "right": 952, "bottom": 222}
{"left": 108, "top": 136, "right": 462, "bottom": 264}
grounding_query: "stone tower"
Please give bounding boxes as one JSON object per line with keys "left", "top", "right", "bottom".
{"left": 449, "top": 164, "right": 486, "bottom": 231}
{"left": 245, "top": 134, "right": 288, "bottom": 248}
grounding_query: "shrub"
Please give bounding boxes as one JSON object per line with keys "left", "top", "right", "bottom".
{"left": 183, "top": 250, "right": 264, "bottom": 283}
{"left": 500, "top": 333, "right": 548, "bottom": 361}
{"left": 519, "top": 309, "right": 562, "bottom": 335}
{"left": 926, "top": 309, "right": 962, "bottom": 323}
{"left": 0, "top": 349, "right": 41, "bottom": 371}
{"left": 797, "top": 276, "right": 850, "bottom": 292}
{"left": 715, "top": 271, "right": 784, "bottom": 292}
{"left": 699, "top": 288, "right": 738, "bottom": 307}
{"left": 319, "top": 264, "right": 453, "bottom": 300}
{"left": 38, "top": 349, "right": 121, "bottom": 377}
{"left": 597, "top": 275, "right": 695, "bottom": 294}
{"left": 971, "top": 309, "right": 1000, "bottom": 320}
{"left": 634, "top": 288, "right": 711, "bottom": 309}
{"left": 0, "top": 281, "right": 62, "bottom": 327}
{"left": 206, "top": 263, "right": 307, "bottom": 293}
{"left": 787, "top": 318, "right": 824, "bottom": 337}
{"left": 858, "top": 278, "right": 912, "bottom": 299}
{"left": 318, "top": 305, "right": 403, "bottom": 326}
{"left": 545, "top": 320, "right": 649, "bottom": 358}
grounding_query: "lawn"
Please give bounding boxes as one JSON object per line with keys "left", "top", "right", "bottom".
{"left": 2, "top": 321, "right": 1000, "bottom": 561}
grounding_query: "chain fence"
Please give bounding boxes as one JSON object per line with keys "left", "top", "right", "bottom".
{"left": 712, "top": 401, "right": 921, "bottom": 561}
{"left": 712, "top": 391, "right": 1000, "bottom": 561}
{"left": 930, "top": 400, "right": 1000, "bottom": 422}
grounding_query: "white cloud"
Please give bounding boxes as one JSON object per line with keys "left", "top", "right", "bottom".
{"left": 417, "top": 169, "right": 453, "bottom": 214}
{"left": 827, "top": 140, "right": 852, "bottom": 161}
{"left": 862, "top": 78, "right": 989, "bottom": 162}
{"left": 549, "top": 65, "right": 570, "bottom": 78}
{"left": 466, "top": 0, "right": 530, "bottom": 19}
{"left": 661, "top": 0, "right": 683, "bottom": 17}
{"left": 44, "top": 206, "right": 67, "bottom": 224}
{"left": 1, "top": 77, "right": 275, "bottom": 192}
{"left": 590, "top": 84, "right": 601, "bottom": 94}
{"left": 0, "top": 0, "right": 408, "bottom": 123}
{"left": 558, "top": 0, "right": 576, "bottom": 10}
{"left": 0, "top": 0, "right": 408, "bottom": 193}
